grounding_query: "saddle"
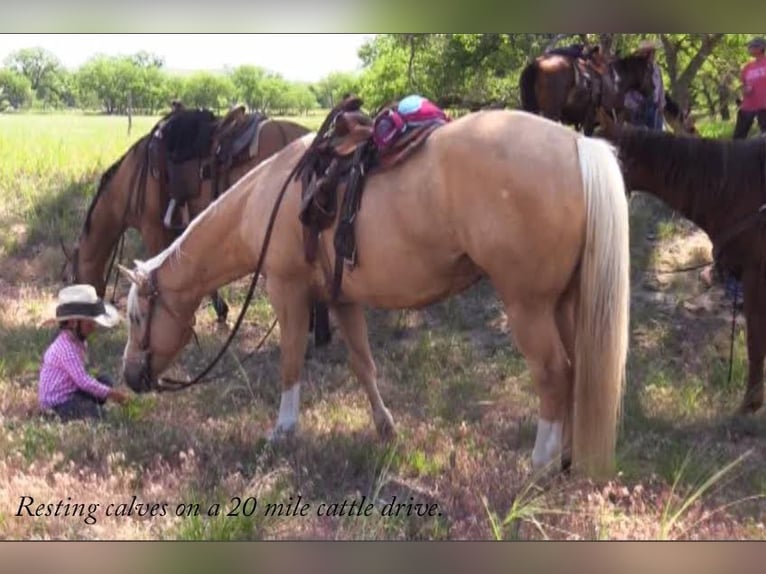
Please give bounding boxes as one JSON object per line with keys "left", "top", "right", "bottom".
{"left": 202, "top": 113, "right": 267, "bottom": 201}
{"left": 150, "top": 110, "right": 267, "bottom": 233}
{"left": 296, "top": 95, "right": 448, "bottom": 300}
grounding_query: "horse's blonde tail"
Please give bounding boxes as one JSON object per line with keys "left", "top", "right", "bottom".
{"left": 572, "top": 136, "right": 630, "bottom": 479}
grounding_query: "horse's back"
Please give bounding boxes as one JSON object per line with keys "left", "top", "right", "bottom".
{"left": 427, "top": 109, "right": 580, "bottom": 168}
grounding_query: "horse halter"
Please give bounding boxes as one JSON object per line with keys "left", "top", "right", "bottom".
{"left": 134, "top": 268, "right": 196, "bottom": 392}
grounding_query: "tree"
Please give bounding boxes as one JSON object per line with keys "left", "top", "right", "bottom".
{"left": 181, "top": 72, "right": 236, "bottom": 111}
{"left": 658, "top": 34, "right": 726, "bottom": 109}
{"left": 4, "top": 47, "right": 67, "bottom": 107}
{"left": 313, "top": 71, "right": 361, "bottom": 108}
{"left": 230, "top": 65, "right": 266, "bottom": 112}
{"left": 0, "top": 69, "right": 33, "bottom": 109}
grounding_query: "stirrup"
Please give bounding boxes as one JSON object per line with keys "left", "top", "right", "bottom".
{"left": 163, "top": 199, "right": 191, "bottom": 232}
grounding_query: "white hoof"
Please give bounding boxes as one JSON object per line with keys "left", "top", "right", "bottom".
{"left": 531, "top": 419, "right": 563, "bottom": 473}
{"left": 267, "top": 422, "right": 298, "bottom": 443}
{"left": 269, "top": 384, "right": 300, "bottom": 443}
{"left": 373, "top": 406, "right": 396, "bottom": 440}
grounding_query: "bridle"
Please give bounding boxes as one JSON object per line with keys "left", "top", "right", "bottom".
{"left": 134, "top": 267, "right": 197, "bottom": 392}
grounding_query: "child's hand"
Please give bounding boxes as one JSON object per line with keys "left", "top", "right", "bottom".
{"left": 108, "top": 388, "right": 132, "bottom": 405}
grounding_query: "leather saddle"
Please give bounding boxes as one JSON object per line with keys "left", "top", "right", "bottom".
{"left": 150, "top": 111, "right": 267, "bottom": 232}
{"left": 296, "top": 96, "right": 446, "bottom": 300}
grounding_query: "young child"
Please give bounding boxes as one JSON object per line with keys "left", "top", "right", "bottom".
{"left": 39, "top": 284, "right": 131, "bottom": 422}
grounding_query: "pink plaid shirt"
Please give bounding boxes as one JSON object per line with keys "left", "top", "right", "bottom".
{"left": 38, "top": 330, "right": 111, "bottom": 409}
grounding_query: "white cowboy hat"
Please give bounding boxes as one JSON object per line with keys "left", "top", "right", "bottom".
{"left": 42, "top": 284, "right": 121, "bottom": 328}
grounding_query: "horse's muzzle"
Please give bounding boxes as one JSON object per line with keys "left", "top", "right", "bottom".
{"left": 123, "top": 353, "right": 156, "bottom": 393}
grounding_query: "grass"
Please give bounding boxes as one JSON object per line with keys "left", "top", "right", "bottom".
{"left": 0, "top": 110, "right": 764, "bottom": 539}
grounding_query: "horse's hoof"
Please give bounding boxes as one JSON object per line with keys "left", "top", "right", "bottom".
{"left": 737, "top": 401, "right": 763, "bottom": 416}
{"left": 738, "top": 390, "right": 764, "bottom": 416}
{"left": 561, "top": 455, "right": 572, "bottom": 475}
{"left": 374, "top": 408, "right": 397, "bottom": 441}
{"left": 267, "top": 424, "right": 298, "bottom": 444}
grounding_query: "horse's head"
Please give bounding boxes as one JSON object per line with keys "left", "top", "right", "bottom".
{"left": 119, "top": 261, "right": 195, "bottom": 393}
{"left": 608, "top": 52, "right": 656, "bottom": 106}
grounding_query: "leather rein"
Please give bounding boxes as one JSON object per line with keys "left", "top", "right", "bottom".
{"left": 135, "top": 118, "right": 302, "bottom": 393}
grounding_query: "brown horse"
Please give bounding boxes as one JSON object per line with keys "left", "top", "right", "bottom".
{"left": 520, "top": 50, "right": 655, "bottom": 136}
{"left": 70, "top": 105, "right": 330, "bottom": 342}
{"left": 598, "top": 110, "right": 765, "bottom": 414}
{"left": 118, "top": 108, "right": 630, "bottom": 479}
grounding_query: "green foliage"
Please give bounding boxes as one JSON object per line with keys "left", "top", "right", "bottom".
{"left": 230, "top": 65, "right": 267, "bottom": 111}
{"left": 312, "top": 71, "right": 361, "bottom": 108}
{"left": 77, "top": 54, "right": 170, "bottom": 114}
{"left": 0, "top": 34, "right": 764, "bottom": 124}
{"left": 3, "top": 46, "right": 69, "bottom": 108}
{"left": 181, "top": 71, "right": 236, "bottom": 112}
{"left": 0, "top": 68, "right": 33, "bottom": 109}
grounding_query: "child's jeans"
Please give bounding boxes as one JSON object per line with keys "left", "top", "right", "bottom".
{"left": 52, "top": 375, "right": 114, "bottom": 422}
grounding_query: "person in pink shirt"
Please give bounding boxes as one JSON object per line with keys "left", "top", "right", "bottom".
{"left": 39, "top": 284, "right": 130, "bottom": 422}
{"left": 733, "top": 37, "right": 766, "bottom": 139}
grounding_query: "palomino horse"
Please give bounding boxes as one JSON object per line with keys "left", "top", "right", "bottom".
{"left": 520, "top": 50, "right": 655, "bottom": 136}
{"left": 598, "top": 109, "right": 765, "bottom": 414}
{"left": 118, "top": 108, "right": 630, "bottom": 479}
{"left": 70, "top": 105, "right": 330, "bottom": 344}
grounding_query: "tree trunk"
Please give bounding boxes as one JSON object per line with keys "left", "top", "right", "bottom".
{"left": 661, "top": 33, "right": 724, "bottom": 109}
{"left": 598, "top": 34, "right": 616, "bottom": 57}
{"left": 701, "top": 84, "right": 717, "bottom": 117}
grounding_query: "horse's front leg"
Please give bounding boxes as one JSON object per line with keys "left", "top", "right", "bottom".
{"left": 265, "top": 276, "right": 312, "bottom": 440}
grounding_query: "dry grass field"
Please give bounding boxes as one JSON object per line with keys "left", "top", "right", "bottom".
{"left": 0, "top": 112, "right": 763, "bottom": 539}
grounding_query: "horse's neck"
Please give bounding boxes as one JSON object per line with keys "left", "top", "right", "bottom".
{"left": 76, "top": 162, "right": 139, "bottom": 290}
{"left": 617, "top": 134, "right": 711, "bottom": 232}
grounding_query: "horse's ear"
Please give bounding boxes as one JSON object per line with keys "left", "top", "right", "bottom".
{"left": 118, "top": 264, "right": 140, "bottom": 285}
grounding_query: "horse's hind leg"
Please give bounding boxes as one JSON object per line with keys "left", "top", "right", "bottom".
{"left": 331, "top": 302, "right": 395, "bottom": 439}
{"left": 265, "top": 277, "right": 311, "bottom": 440}
{"left": 554, "top": 279, "right": 578, "bottom": 471}
{"left": 504, "top": 299, "right": 573, "bottom": 473}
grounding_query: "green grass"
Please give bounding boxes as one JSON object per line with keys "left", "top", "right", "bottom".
{"left": 0, "top": 111, "right": 764, "bottom": 540}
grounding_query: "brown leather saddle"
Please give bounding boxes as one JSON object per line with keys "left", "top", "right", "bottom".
{"left": 149, "top": 110, "right": 267, "bottom": 233}
{"left": 296, "top": 96, "right": 446, "bottom": 300}
{"left": 202, "top": 113, "right": 267, "bottom": 201}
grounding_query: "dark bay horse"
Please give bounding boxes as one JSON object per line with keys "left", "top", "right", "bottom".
{"left": 520, "top": 50, "right": 655, "bottom": 135}
{"left": 70, "top": 105, "right": 330, "bottom": 344}
{"left": 599, "top": 110, "right": 766, "bottom": 413}
{"left": 118, "top": 109, "right": 631, "bottom": 479}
